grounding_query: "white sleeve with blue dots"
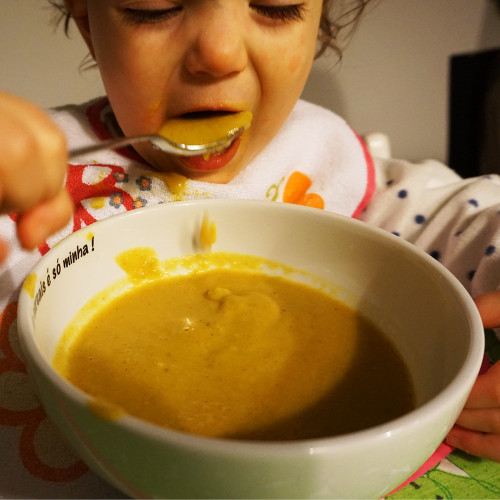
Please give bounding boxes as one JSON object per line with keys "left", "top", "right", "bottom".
{"left": 360, "top": 157, "right": 500, "bottom": 300}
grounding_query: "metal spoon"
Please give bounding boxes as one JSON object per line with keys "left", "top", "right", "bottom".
{"left": 68, "top": 127, "right": 245, "bottom": 161}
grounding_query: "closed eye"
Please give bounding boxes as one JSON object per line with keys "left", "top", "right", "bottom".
{"left": 122, "top": 7, "right": 182, "bottom": 25}
{"left": 250, "top": 3, "right": 305, "bottom": 23}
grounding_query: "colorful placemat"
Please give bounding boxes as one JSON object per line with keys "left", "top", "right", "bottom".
{"left": 386, "top": 450, "right": 500, "bottom": 499}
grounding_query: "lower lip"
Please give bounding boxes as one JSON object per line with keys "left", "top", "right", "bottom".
{"left": 178, "top": 136, "right": 242, "bottom": 173}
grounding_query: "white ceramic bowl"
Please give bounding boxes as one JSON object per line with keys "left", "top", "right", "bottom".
{"left": 17, "top": 200, "right": 484, "bottom": 499}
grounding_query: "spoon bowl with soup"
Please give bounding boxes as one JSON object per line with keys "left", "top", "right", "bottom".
{"left": 69, "top": 110, "right": 253, "bottom": 161}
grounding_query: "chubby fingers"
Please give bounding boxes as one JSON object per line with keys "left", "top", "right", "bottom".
{"left": 474, "top": 291, "right": 500, "bottom": 329}
{"left": 455, "top": 407, "right": 500, "bottom": 434}
{"left": 0, "top": 238, "right": 9, "bottom": 265}
{"left": 0, "top": 92, "right": 68, "bottom": 213}
{"left": 447, "top": 425, "right": 500, "bottom": 463}
{"left": 0, "top": 92, "right": 72, "bottom": 255}
{"left": 447, "top": 361, "right": 500, "bottom": 462}
{"left": 16, "top": 189, "right": 73, "bottom": 251}
{"left": 461, "top": 362, "right": 500, "bottom": 410}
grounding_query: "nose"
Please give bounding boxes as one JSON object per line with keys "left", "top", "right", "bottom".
{"left": 183, "top": 7, "right": 248, "bottom": 79}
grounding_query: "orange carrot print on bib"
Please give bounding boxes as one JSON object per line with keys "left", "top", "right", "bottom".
{"left": 283, "top": 171, "right": 324, "bottom": 209}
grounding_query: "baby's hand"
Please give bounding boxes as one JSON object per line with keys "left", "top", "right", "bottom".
{"left": 0, "top": 92, "right": 73, "bottom": 263}
{"left": 446, "top": 291, "right": 500, "bottom": 462}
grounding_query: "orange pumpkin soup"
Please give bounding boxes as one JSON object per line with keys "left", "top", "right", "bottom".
{"left": 53, "top": 251, "right": 414, "bottom": 440}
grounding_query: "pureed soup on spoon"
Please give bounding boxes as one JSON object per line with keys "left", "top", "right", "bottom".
{"left": 157, "top": 110, "right": 253, "bottom": 149}
{"left": 52, "top": 234, "right": 416, "bottom": 441}
{"left": 156, "top": 110, "right": 253, "bottom": 172}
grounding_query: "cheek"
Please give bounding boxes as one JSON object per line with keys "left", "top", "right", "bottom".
{"left": 287, "top": 29, "right": 315, "bottom": 75}
{"left": 275, "top": 31, "right": 315, "bottom": 83}
{"left": 95, "top": 39, "right": 172, "bottom": 133}
{"left": 271, "top": 49, "right": 313, "bottom": 99}
{"left": 287, "top": 52, "right": 305, "bottom": 75}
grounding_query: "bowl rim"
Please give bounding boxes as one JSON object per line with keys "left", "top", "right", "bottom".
{"left": 17, "top": 199, "right": 486, "bottom": 457}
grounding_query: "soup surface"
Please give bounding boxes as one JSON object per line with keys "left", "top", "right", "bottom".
{"left": 53, "top": 251, "right": 415, "bottom": 441}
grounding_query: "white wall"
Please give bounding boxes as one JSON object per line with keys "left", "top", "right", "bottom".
{"left": 303, "top": 0, "right": 500, "bottom": 162}
{"left": 1, "top": 0, "right": 104, "bottom": 107}
{"left": 1, "top": 0, "right": 500, "bottom": 163}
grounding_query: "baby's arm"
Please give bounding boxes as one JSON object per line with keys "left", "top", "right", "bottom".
{"left": 0, "top": 92, "right": 73, "bottom": 262}
{"left": 446, "top": 291, "right": 500, "bottom": 462}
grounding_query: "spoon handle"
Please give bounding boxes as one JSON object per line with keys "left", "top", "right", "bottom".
{"left": 68, "top": 135, "right": 167, "bottom": 160}
{"left": 68, "top": 128, "right": 243, "bottom": 161}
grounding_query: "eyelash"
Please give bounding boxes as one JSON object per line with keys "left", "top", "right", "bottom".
{"left": 250, "top": 4, "right": 305, "bottom": 22}
{"left": 122, "top": 7, "right": 181, "bottom": 25}
{"left": 122, "top": 3, "right": 305, "bottom": 25}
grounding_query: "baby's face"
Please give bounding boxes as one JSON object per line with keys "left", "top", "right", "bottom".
{"left": 75, "top": 0, "right": 322, "bottom": 182}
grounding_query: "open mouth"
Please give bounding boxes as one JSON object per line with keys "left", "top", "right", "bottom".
{"left": 177, "top": 110, "right": 236, "bottom": 120}
{"left": 166, "top": 109, "right": 251, "bottom": 173}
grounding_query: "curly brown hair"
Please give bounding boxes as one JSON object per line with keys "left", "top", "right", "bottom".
{"left": 49, "top": 0, "right": 371, "bottom": 59}
{"left": 318, "top": 0, "right": 371, "bottom": 57}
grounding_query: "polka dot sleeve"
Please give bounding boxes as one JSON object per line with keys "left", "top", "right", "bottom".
{"left": 360, "top": 157, "right": 500, "bottom": 298}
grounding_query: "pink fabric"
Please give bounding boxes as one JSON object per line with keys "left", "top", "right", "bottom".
{"left": 351, "top": 130, "right": 376, "bottom": 219}
{"left": 389, "top": 442, "right": 454, "bottom": 494}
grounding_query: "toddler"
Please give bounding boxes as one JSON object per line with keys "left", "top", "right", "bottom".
{"left": 1, "top": 0, "right": 500, "bottom": 496}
